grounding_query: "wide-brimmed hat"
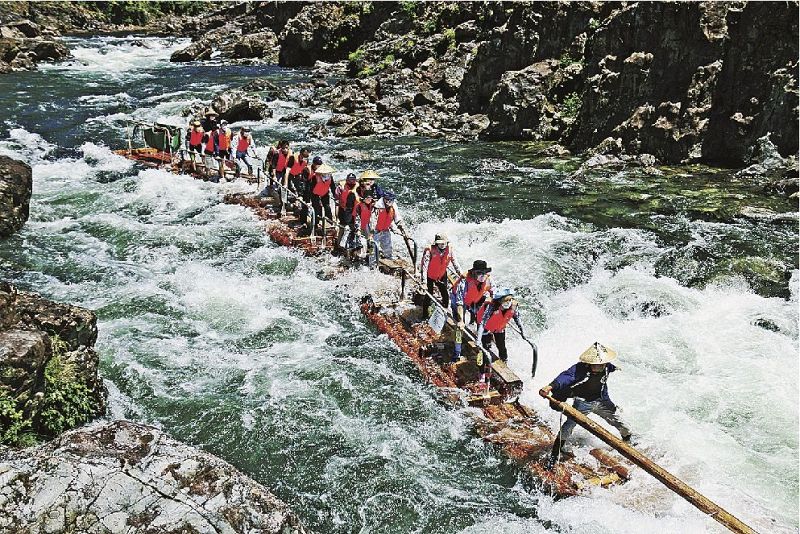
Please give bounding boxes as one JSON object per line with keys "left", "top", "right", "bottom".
{"left": 579, "top": 342, "right": 617, "bottom": 364}
{"left": 315, "top": 163, "right": 335, "bottom": 174}
{"left": 469, "top": 260, "right": 491, "bottom": 273}
{"left": 358, "top": 170, "right": 380, "bottom": 180}
{"left": 192, "top": 120, "right": 201, "bottom": 126}
{"left": 434, "top": 233, "right": 448, "bottom": 245}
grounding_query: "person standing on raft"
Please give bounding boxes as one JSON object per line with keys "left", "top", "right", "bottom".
{"left": 540, "top": 342, "right": 632, "bottom": 464}
{"left": 420, "top": 233, "right": 461, "bottom": 319}
{"left": 475, "top": 288, "right": 526, "bottom": 384}
{"left": 372, "top": 191, "right": 405, "bottom": 261}
{"left": 449, "top": 260, "right": 493, "bottom": 362}
{"left": 232, "top": 126, "right": 256, "bottom": 177}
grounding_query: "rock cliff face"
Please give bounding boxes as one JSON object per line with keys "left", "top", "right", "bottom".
{"left": 0, "top": 156, "right": 31, "bottom": 237}
{"left": 172, "top": 1, "right": 798, "bottom": 167}
{"left": 0, "top": 282, "right": 106, "bottom": 445}
{"left": 0, "top": 420, "right": 308, "bottom": 534}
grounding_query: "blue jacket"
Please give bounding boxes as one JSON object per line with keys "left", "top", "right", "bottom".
{"left": 549, "top": 362, "right": 617, "bottom": 404}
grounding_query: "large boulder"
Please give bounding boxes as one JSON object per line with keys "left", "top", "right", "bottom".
{"left": 170, "top": 38, "right": 213, "bottom": 62}
{"left": 211, "top": 89, "right": 273, "bottom": 122}
{"left": 0, "top": 155, "right": 31, "bottom": 238}
{"left": 0, "top": 420, "right": 308, "bottom": 533}
{"left": 232, "top": 30, "right": 279, "bottom": 61}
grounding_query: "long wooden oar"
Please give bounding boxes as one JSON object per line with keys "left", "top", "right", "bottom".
{"left": 539, "top": 392, "right": 757, "bottom": 534}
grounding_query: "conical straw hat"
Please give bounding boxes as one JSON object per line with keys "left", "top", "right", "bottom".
{"left": 358, "top": 169, "right": 380, "bottom": 180}
{"left": 315, "top": 163, "right": 336, "bottom": 174}
{"left": 578, "top": 342, "right": 617, "bottom": 364}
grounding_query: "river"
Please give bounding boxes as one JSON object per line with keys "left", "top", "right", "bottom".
{"left": 0, "top": 36, "right": 796, "bottom": 534}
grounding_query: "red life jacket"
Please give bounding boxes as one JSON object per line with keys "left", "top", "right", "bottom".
{"left": 236, "top": 134, "right": 250, "bottom": 152}
{"left": 426, "top": 245, "right": 450, "bottom": 279}
{"left": 205, "top": 132, "right": 216, "bottom": 152}
{"left": 339, "top": 184, "right": 357, "bottom": 208}
{"left": 276, "top": 149, "right": 289, "bottom": 171}
{"left": 289, "top": 156, "right": 307, "bottom": 177}
{"left": 189, "top": 128, "right": 204, "bottom": 146}
{"left": 455, "top": 273, "right": 492, "bottom": 307}
{"left": 218, "top": 129, "right": 231, "bottom": 150}
{"left": 376, "top": 206, "right": 395, "bottom": 232}
{"left": 354, "top": 201, "right": 373, "bottom": 230}
{"left": 478, "top": 301, "right": 515, "bottom": 333}
{"left": 312, "top": 175, "right": 332, "bottom": 196}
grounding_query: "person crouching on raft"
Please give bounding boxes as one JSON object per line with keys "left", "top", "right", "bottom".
{"left": 540, "top": 342, "right": 632, "bottom": 465}
{"left": 449, "top": 260, "right": 492, "bottom": 362}
{"left": 475, "top": 288, "right": 526, "bottom": 384}
{"left": 420, "top": 233, "right": 461, "bottom": 319}
{"left": 372, "top": 191, "right": 405, "bottom": 261}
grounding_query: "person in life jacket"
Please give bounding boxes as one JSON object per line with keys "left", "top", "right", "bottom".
{"left": 202, "top": 124, "right": 220, "bottom": 182}
{"left": 353, "top": 189, "right": 375, "bottom": 263}
{"left": 540, "top": 343, "right": 632, "bottom": 465}
{"left": 449, "top": 259, "right": 493, "bottom": 362}
{"left": 309, "top": 162, "right": 335, "bottom": 229}
{"left": 216, "top": 120, "right": 232, "bottom": 160}
{"left": 335, "top": 173, "right": 360, "bottom": 254}
{"left": 372, "top": 191, "right": 405, "bottom": 261}
{"left": 286, "top": 147, "right": 310, "bottom": 193}
{"left": 356, "top": 171, "right": 384, "bottom": 201}
{"left": 475, "top": 288, "right": 526, "bottom": 383}
{"left": 233, "top": 126, "right": 256, "bottom": 177}
{"left": 202, "top": 125, "right": 218, "bottom": 157}
{"left": 201, "top": 107, "right": 218, "bottom": 133}
{"left": 265, "top": 139, "right": 290, "bottom": 188}
{"left": 186, "top": 120, "right": 204, "bottom": 155}
{"left": 420, "top": 234, "right": 462, "bottom": 319}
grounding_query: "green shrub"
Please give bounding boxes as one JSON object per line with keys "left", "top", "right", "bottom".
{"left": 357, "top": 66, "right": 375, "bottom": 78}
{"left": 561, "top": 92, "right": 582, "bottom": 120}
{"left": 588, "top": 17, "right": 601, "bottom": 30}
{"left": 400, "top": 1, "right": 418, "bottom": 15}
{"left": 348, "top": 47, "right": 365, "bottom": 63}
{"left": 36, "top": 336, "right": 98, "bottom": 438}
{"left": 0, "top": 388, "right": 33, "bottom": 447}
{"left": 443, "top": 28, "right": 456, "bottom": 49}
{"left": 558, "top": 52, "right": 584, "bottom": 68}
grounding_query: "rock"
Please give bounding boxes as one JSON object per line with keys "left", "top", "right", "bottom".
{"left": 339, "top": 117, "right": 375, "bottom": 137}
{"left": 735, "top": 134, "right": 791, "bottom": 179}
{"left": 326, "top": 113, "right": 353, "bottom": 126}
{"left": 279, "top": 111, "right": 310, "bottom": 123}
{"left": 14, "top": 290, "right": 98, "bottom": 351}
{"left": 331, "top": 149, "right": 370, "bottom": 161}
{"left": 537, "top": 144, "right": 572, "bottom": 157}
{"left": 584, "top": 153, "right": 622, "bottom": 168}
{"left": 211, "top": 89, "right": 273, "bottom": 122}
{"left": 232, "top": 30, "right": 279, "bottom": 61}
{"left": 170, "top": 39, "right": 213, "bottom": 62}
{"left": 8, "top": 20, "right": 41, "bottom": 38}
{"left": 240, "top": 78, "right": 286, "bottom": 99}
{"left": 413, "top": 90, "right": 441, "bottom": 106}
{"left": 0, "top": 26, "right": 25, "bottom": 40}
{"left": 0, "top": 329, "right": 49, "bottom": 404}
{"left": 591, "top": 136, "right": 623, "bottom": 155}
{"left": 0, "top": 155, "right": 32, "bottom": 238}
{"left": 29, "top": 39, "right": 68, "bottom": 61}
{"left": 306, "top": 123, "right": 330, "bottom": 138}
{"left": 0, "top": 420, "right": 308, "bottom": 533}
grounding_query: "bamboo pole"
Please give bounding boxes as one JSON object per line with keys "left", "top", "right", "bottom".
{"left": 540, "top": 392, "right": 757, "bottom": 534}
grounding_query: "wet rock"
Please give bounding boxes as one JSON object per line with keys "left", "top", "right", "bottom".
{"left": 232, "top": 30, "right": 279, "bottom": 62}
{"left": 170, "top": 39, "right": 213, "bottom": 62}
{"left": 306, "top": 123, "right": 330, "bottom": 138}
{"left": 279, "top": 111, "right": 310, "bottom": 123}
{"left": 331, "top": 149, "right": 370, "bottom": 161}
{"left": 0, "top": 155, "right": 32, "bottom": 238}
{"left": 536, "top": 144, "right": 572, "bottom": 157}
{"left": 211, "top": 89, "right": 273, "bottom": 122}
{"left": 339, "top": 117, "right": 375, "bottom": 137}
{"left": 326, "top": 113, "right": 353, "bottom": 126}
{"left": 0, "top": 420, "right": 308, "bottom": 534}
{"left": 14, "top": 290, "right": 98, "bottom": 351}
{"left": 0, "top": 329, "right": 49, "bottom": 404}
{"left": 240, "top": 77, "right": 286, "bottom": 99}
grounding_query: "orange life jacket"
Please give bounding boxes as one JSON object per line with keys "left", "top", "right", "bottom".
{"left": 354, "top": 201, "right": 373, "bottom": 230}
{"left": 463, "top": 274, "right": 491, "bottom": 307}
{"left": 339, "top": 184, "right": 357, "bottom": 208}
{"left": 205, "top": 132, "right": 216, "bottom": 152}
{"left": 236, "top": 134, "right": 250, "bottom": 152}
{"left": 376, "top": 205, "right": 395, "bottom": 232}
{"left": 312, "top": 175, "right": 332, "bottom": 196}
{"left": 276, "top": 149, "right": 289, "bottom": 171}
{"left": 189, "top": 128, "right": 203, "bottom": 146}
{"left": 426, "top": 245, "right": 451, "bottom": 280}
{"left": 218, "top": 129, "right": 231, "bottom": 150}
{"left": 478, "top": 301, "right": 516, "bottom": 333}
{"left": 289, "top": 156, "right": 307, "bottom": 177}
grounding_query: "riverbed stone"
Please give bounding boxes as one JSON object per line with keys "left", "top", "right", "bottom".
{"left": 0, "top": 155, "right": 32, "bottom": 238}
{"left": 0, "top": 420, "right": 308, "bottom": 533}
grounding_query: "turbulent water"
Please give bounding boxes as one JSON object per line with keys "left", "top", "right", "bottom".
{"left": 0, "top": 36, "right": 797, "bottom": 533}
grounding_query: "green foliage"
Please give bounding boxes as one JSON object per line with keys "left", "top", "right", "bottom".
{"left": 421, "top": 17, "right": 437, "bottom": 35}
{"left": 400, "top": 1, "right": 419, "bottom": 15}
{"left": 348, "top": 47, "right": 365, "bottom": 63}
{"left": 561, "top": 92, "right": 582, "bottom": 120}
{"left": 36, "top": 336, "right": 98, "bottom": 438}
{"left": 443, "top": 28, "right": 456, "bottom": 49}
{"left": 558, "top": 52, "right": 583, "bottom": 68}
{"left": 588, "top": 17, "right": 601, "bottom": 30}
{"left": 78, "top": 1, "right": 208, "bottom": 26}
{"left": 357, "top": 66, "right": 375, "bottom": 78}
{"left": 0, "top": 388, "right": 33, "bottom": 447}
{"left": 381, "top": 54, "right": 396, "bottom": 68}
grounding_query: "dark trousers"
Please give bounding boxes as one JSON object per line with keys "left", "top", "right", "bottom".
{"left": 480, "top": 331, "right": 507, "bottom": 372}
{"left": 423, "top": 276, "right": 449, "bottom": 318}
{"left": 311, "top": 193, "right": 332, "bottom": 227}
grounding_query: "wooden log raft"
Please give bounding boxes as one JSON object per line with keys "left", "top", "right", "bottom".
{"left": 113, "top": 147, "right": 260, "bottom": 184}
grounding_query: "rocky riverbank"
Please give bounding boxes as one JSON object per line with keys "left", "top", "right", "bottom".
{"left": 171, "top": 1, "right": 798, "bottom": 168}
{"left": 0, "top": 420, "right": 308, "bottom": 533}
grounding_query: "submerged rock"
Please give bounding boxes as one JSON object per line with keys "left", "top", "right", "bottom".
{"left": 0, "top": 155, "right": 32, "bottom": 238}
{"left": 0, "top": 420, "right": 308, "bottom": 534}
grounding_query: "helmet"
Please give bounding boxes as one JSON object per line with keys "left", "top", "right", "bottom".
{"left": 313, "top": 156, "right": 323, "bottom": 165}
{"left": 383, "top": 191, "right": 396, "bottom": 202}
{"left": 494, "top": 288, "right": 514, "bottom": 300}
{"left": 434, "top": 233, "right": 448, "bottom": 245}
{"left": 346, "top": 172, "right": 357, "bottom": 183}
